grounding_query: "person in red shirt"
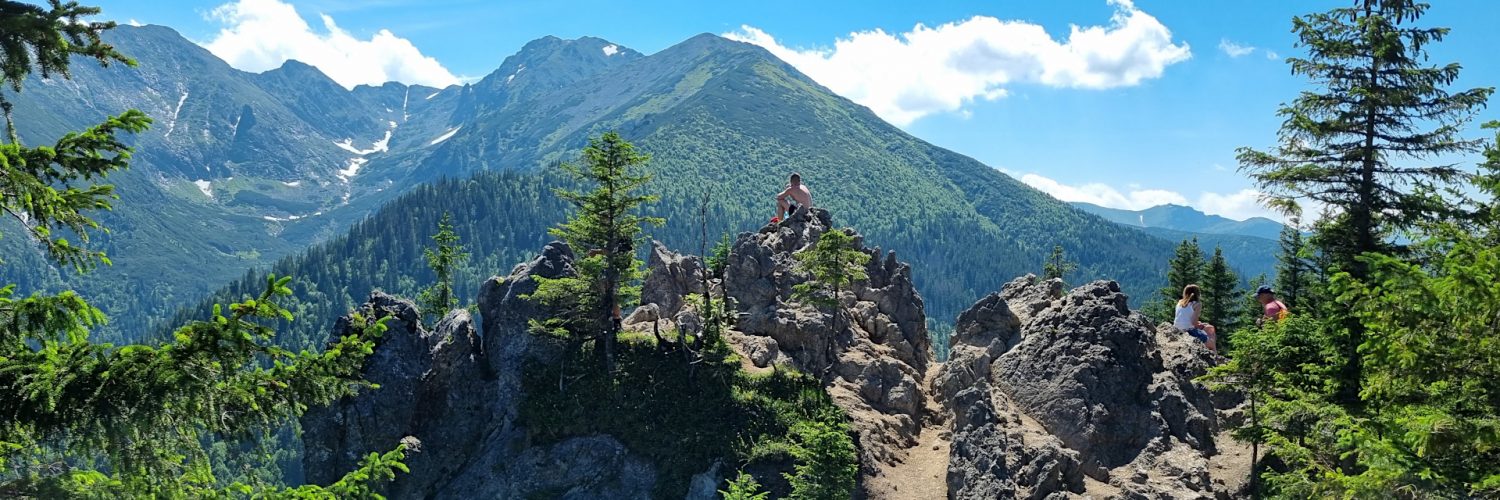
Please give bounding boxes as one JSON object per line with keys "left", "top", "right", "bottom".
{"left": 1256, "top": 286, "right": 1289, "bottom": 325}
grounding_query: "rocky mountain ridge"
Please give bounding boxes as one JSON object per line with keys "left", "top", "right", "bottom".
{"left": 300, "top": 209, "right": 1251, "bottom": 498}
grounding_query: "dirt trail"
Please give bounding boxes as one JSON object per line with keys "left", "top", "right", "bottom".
{"left": 864, "top": 398, "right": 950, "bottom": 499}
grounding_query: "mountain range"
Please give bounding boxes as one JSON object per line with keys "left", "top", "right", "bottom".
{"left": 1070, "top": 202, "right": 1288, "bottom": 241}
{"left": 3, "top": 25, "right": 1275, "bottom": 339}
{"left": 1069, "top": 202, "right": 1288, "bottom": 282}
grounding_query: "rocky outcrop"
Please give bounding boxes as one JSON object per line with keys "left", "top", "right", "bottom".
{"left": 936, "top": 275, "right": 1231, "bottom": 499}
{"left": 301, "top": 293, "right": 490, "bottom": 498}
{"left": 302, "top": 211, "right": 1248, "bottom": 499}
{"left": 301, "top": 242, "right": 659, "bottom": 499}
{"left": 639, "top": 240, "right": 705, "bottom": 319}
{"left": 721, "top": 208, "right": 932, "bottom": 474}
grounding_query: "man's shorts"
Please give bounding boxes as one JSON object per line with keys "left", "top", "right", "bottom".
{"left": 1185, "top": 328, "right": 1209, "bottom": 343}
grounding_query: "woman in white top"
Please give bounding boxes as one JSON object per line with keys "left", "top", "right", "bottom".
{"left": 1174, "top": 284, "right": 1217, "bottom": 353}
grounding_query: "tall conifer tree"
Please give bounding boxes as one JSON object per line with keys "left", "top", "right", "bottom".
{"left": 531, "top": 132, "right": 662, "bottom": 375}
{"left": 1201, "top": 246, "right": 1242, "bottom": 333}
{"left": 1237, "top": 0, "right": 1492, "bottom": 403}
{"left": 419, "top": 212, "right": 468, "bottom": 321}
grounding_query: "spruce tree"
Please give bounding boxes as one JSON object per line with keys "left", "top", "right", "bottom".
{"left": 1041, "top": 244, "right": 1077, "bottom": 284}
{"left": 1201, "top": 246, "right": 1241, "bottom": 334}
{"left": 1142, "top": 239, "right": 1206, "bottom": 323}
{"left": 793, "top": 228, "right": 870, "bottom": 338}
{"left": 1272, "top": 220, "right": 1317, "bottom": 311}
{"left": 530, "top": 132, "right": 661, "bottom": 374}
{"left": 0, "top": 3, "right": 405, "bottom": 495}
{"left": 1165, "top": 238, "right": 1205, "bottom": 299}
{"left": 418, "top": 212, "right": 468, "bottom": 321}
{"left": 1236, "top": 0, "right": 1493, "bottom": 403}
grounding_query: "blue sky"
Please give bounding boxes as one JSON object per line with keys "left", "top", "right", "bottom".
{"left": 98, "top": 0, "right": 1500, "bottom": 222}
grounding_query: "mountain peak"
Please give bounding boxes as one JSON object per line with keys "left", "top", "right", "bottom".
{"left": 511, "top": 35, "right": 640, "bottom": 62}
{"left": 468, "top": 35, "right": 642, "bottom": 104}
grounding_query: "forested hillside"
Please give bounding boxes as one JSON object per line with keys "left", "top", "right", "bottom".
{"left": 10, "top": 26, "right": 1210, "bottom": 339}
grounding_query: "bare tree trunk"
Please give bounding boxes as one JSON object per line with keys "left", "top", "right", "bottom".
{"left": 652, "top": 318, "right": 665, "bottom": 351}
{"left": 1249, "top": 388, "right": 1260, "bottom": 499}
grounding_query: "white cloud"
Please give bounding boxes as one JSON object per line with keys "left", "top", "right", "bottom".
{"left": 724, "top": 0, "right": 1190, "bottom": 126}
{"left": 1196, "top": 189, "right": 1275, "bottom": 221}
{"left": 1217, "top": 39, "right": 1256, "bottom": 58}
{"left": 1020, "top": 173, "right": 1188, "bottom": 210}
{"left": 1020, "top": 173, "right": 1289, "bottom": 222}
{"left": 201, "top": 0, "right": 459, "bottom": 89}
{"left": 127, "top": 19, "right": 143, "bottom": 27}
{"left": 1265, "top": 50, "right": 1280, "bottom": 60}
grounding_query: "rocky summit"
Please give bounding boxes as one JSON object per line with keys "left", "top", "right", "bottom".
{"left": 300, "top": 209, "right": 1251, "bottom": 499}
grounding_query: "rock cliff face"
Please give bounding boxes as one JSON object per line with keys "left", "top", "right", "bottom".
{"left": 302, "top": 209, "right": 1249, "bottom": 499}
{"left": 935, "top": 275, "right": 1238, "bottom": 499}
{"left": 721, "top": 208, "right": 932, "bottom": 473}
{"left": 301, "top": 242, "right": 659, "bottom": 499}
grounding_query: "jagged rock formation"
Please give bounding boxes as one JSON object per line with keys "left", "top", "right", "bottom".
{"left": 301, "top": 242, "right": 658, "bottom": 499}
{"left": 713, "top": 208, "right": 932, "bottom": 476}
{"left": 935, "top": 275, "right": 1239, "bottom": 499}
{"left": 640, "top": 240, "right": 706, "bottom": 319}
{"left": 302, "top": 209, "right": 1250, "bottom": 499}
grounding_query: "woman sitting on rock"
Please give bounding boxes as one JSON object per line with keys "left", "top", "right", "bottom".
{"left": 1173, "top": 284, "right": 1217, "bottom": 353}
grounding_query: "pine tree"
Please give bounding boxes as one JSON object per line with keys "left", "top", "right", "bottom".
{"left": 1041, "top": 244, "right": 1077, "bottom": 284}
{"left": 1201, "top": 246, "right": 1242, "bottom": 334}
{"left": 1272, "top": 220, "right": 1317, "bottom": 311}
{"left": 418, "top": 212, "right": 468, "bottom": 321}
{"left": 792, "top": 227, "right": 871, "bottom": 350}
{"left": 530, "top": 132, "right": 662, "bottom": 374}
{"left": 0, "top": 3, "right": 405, "bottom": 495}
{"left": 720, "top": 472, "right": 769, "bottom": 500}
{"left": 1142, "top": 239, "right": 1205, "bottom": 323}
{"left": 1165, "top": 238, "right": 1205, "bottom": 299}
{"left": 1146, "top": 238, "right": 1206, "bottom": 322}
{"left": 793, "top": 229, "right": 870, "bottom": 311}
{"left": 1236, "top": 0, "right": 1493, "bottom": 403}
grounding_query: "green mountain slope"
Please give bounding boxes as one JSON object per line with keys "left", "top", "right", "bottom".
{"left": 2, "top": 25, "right": 461, "bottom": 338}
{"left": 1137, "top": 228, "right": 1278, "bottom": 283}
{"left": 8, "top": 27, "right": 1216, "bottom": 339}
{"left": 174, "top": 34, "right": 1185, "bottom": 337}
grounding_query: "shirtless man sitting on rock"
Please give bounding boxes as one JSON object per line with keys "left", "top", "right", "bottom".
{"left": 773, "top": 172, "right": 814, "bottom": 222}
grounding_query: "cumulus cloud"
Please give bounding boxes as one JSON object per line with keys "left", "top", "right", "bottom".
{"left": 1020, "top": 173, "right": 1188, "bottom": 209}
{"left": 1020, "top": 173, "right": 1287, "bottom": 222}
{"left": 201, "top": 0, "right": 459, "bottom": 89}
{"left": 1217, "top": 39, "right": 1255, "bottom": 58}
{"left": 724, "top": 0, "right": 1190, "bottom": 125}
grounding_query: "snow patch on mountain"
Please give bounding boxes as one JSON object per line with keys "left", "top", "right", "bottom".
{"left": 603, "top": 44, "right": 619, "bottom": 56}
{"left": 429, "top": 126, "right": 461, "bottom": 146}
{"left": 164, "top": 92, "right": 189, "bottom": 138}
{"left": 263, "top": 210, "right": 323, "bottom": 222}
{"left": 338, "top": 158, "right": 369, "bottom": 180}
{"left": 333, "top": 121, "right": 397, "bottom": 155}
{"left": 192, "top": 177, "right": 213, "bottom": 196}
{"left": 283, "top": 180, "right": 302, "bottom": 187}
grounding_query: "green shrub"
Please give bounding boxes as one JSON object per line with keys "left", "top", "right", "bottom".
{"left": 721, "top": 471, "right": 770, "bottom": 500}
{"left": 519, "top": 335, "right": 857, "bottom": 498}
